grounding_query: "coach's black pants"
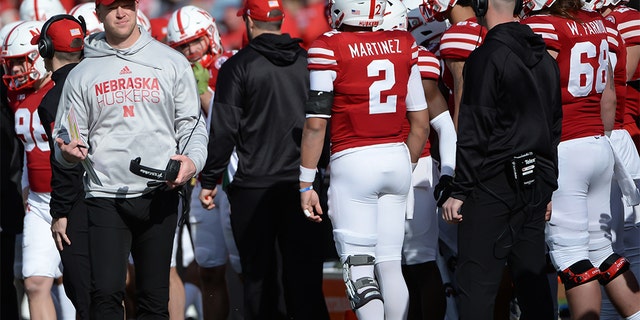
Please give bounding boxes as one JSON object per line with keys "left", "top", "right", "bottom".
{"left": 86, "top": 188, "right": 178, "bottom": 320}
{"left": 227, "top": 182, "right": 330, "bottom": 320}
{"left": 59, "top": 197, "right": 91, "bottom": 320}
{"left": 456, "top": 172, "right": 555, "bottom": 320}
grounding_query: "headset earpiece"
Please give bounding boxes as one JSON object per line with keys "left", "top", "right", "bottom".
{"left": 472, "top": 0, "right": 488, "bottom": 17}
{"left": 513, "top": 0, "right": 523, "bottom": 15}
{"left": 38, "top": 14, "right": 87, "bottom": 59}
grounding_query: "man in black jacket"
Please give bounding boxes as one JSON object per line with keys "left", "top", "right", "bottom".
{"left": 35, "top": 15, "right": 90, "bottom": 319}
{"left": 198, "top": 0, "right": 330, "bottom": 318}
{"left": 439, "top": 0, "right": 562, "bottom": 318}
{"left": 1, "top": 72, "right": 25, "bottom": 320}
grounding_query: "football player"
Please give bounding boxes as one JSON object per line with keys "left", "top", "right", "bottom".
{"left": 375, "top": 0, "right": 458, "bottom": 318}
{"left": 596, "top": 0, "right": 640, "bottom": 316}
{"left": 423, "top": 0, "right": 486, "bottom": 128}
{"left": 166, "top": 6, "right": 241, "bottom": 320}
{"left": 1, "top": 20, "right": 75, "bottom": 319}
{"left": 524, "top": 0, "right": 640, "bottom": 317}
{"left": 19, "top": 0, "right": 66, "bottom": 22}
{"left": 299, "top": 0, "right": 430, "bottom": 318}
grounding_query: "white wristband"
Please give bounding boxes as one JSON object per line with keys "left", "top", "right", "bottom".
{"left": 299, "top": 166, "right": 317, "bottom": 182}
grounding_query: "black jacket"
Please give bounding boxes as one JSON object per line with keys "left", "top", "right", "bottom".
{"left": 201, "top": 33, "right": 308, "bottom": 189}
{"left": 451, "top": 22, "right": 562, "bottom": 200}
{"left": 38, "top": 63, "right": 85, "bottom": 218}
{"left": 1, "top": 94, "right": 25, "bottom": 233}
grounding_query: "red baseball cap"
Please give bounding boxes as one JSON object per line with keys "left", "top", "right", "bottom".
{"left": 30, "top": 18, "right": 84, "bottom": 53}
{"left": 95, "top": 0, "right": 136, "bottom": 7}
{"left": 236, "top": 0, "right": 284, "bottom": 22}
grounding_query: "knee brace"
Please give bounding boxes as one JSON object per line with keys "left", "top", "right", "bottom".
{"left": 558, "top": 259, "right": 600, "bottom": 290}
{"left": 342, "top": 255, "right": 383, "bottom": 310}
{"left": 598, "top": 253, "right": 630, "bottom": 285}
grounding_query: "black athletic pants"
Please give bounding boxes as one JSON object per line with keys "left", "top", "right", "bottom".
{"left": 1, "top": 231, "right": 19, "bottom": 320}
{"left": 59, "top": 197, "right": 91, "bottom": 320}
{"left": 86, "top": 188, "right": 178, "bottom": 320}
{"left": 227, "top": 182, "right": 330, "bottom": 320}
{"left": 456, "top": 172, "right": 555, "bottom": 320}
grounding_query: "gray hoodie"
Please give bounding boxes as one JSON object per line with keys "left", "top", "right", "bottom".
{"left": 53, "top": 27, "right": 208, "bottom": 198}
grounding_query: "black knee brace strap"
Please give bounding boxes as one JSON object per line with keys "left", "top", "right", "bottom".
{"left": 343, "top": 255, "right": 383, "bottom": 310}
{"left": 599, "top": 254, "right": 630, "bottom": 285}
{"left": 558, "top": 259, "right": 600, "bottom": 290}
{"left": 348, "top": 278, "right": 383, "bottom": 310}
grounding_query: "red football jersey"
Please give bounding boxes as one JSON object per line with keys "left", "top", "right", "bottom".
{"left": 607, "top": 6, "right": 640, "bottom": 136}
{"left": 417, "top": 46, "right": 440, "bottom": 81}
{"left": 604, "top": 18, "right": 627, "bottom": 129}
{"left": 439, "top": 18, "right": 487, "bottom": 93}
{"left": 608, "top": 5, "right": 640, "bottom": 81}
{"left": 308, "top": 30, "right": 419, "bottom": 154}
{"left": 207, "top": 51, "right": 236, "bottom": 90}
{"left": 11, "top": 81, "right": 54, "bottom": 193}
{"left": 6, "top": 87, "right": 32, "bottom": 110}
{"left": 524, "top": 11, "right": 609, "bottom": 141}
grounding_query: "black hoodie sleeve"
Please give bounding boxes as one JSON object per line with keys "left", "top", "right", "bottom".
{"left": 38, "top": 65, "right": 86, "bottom": 218}
{"left": 450, "top": 54, "right": 498, "bottom": 200}
{"left": 200, "top": 60, "right": 242, "bottom": 190}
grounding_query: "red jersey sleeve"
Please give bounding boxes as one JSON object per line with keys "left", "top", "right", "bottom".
{"left": 604, "top": 18, "right": 627, "bottom": 129}
{"left": 440, "top": 18, "right": 487, "bottom": 61}
{"left": 523, "top": 14, "right": 562, "bottom": 51}
{"left": 610, "top": 6, "right": 640, "bottom": 46}
{"left": 417, "top": 46, "right": 440, "bottom": 80}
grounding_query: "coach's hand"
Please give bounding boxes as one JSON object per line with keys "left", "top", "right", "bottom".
{"left": 545, "top": 201, "right": 552, "bottom": 221}
{"left": 166, "top": 155, "right": 197, "bottom": 189}
{"left": 51, "top": 217, "right": 71, "bottom": 251}
{"left": 56, "top": 138, "right": 87, "bottom": 163}
{"left": 442, "top": 197, "right": 463, "bottom": 224}
{"left": 199, "top": 186, "right": 218, "bottom": 210}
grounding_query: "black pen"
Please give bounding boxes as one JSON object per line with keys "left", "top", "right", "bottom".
{"left": 77, "top": 144, "right": 88, "bottom": 149}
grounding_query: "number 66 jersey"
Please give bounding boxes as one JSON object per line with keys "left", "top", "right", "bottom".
{"left": 307, "top": 29, "right": 423, "bottom": 154}
{"left": 523, "top": 10, "right": 609, "bottom": 142}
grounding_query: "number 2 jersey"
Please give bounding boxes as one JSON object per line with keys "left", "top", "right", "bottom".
{"left": 524, "top": 10, "right": 609, "bottom": 142}
{"left": 307, "top": 30, "right": 424, "bottom": 154}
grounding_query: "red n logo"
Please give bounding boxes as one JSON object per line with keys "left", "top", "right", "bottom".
{"left": 123, "top": 105, "right": 134, "bottom": 117}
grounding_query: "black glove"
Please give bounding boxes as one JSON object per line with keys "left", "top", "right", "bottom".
{"left": 433, "top": 174, "right": 453, "bottom": 207}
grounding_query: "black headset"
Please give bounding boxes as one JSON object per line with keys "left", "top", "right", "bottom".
{"left": 472, "top": 0, "right": 523, "bottom": 17}
{"left": 38, "top": 14, "right": 86, "bottom": 59}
